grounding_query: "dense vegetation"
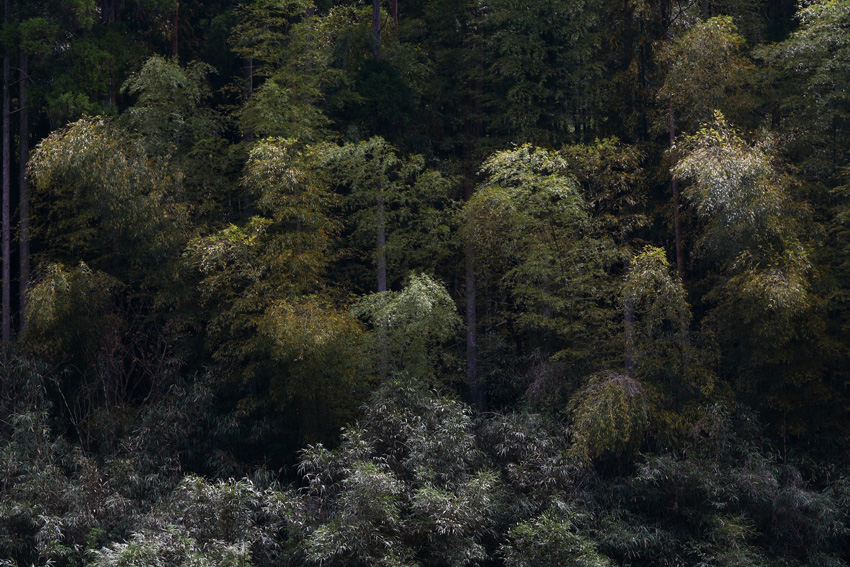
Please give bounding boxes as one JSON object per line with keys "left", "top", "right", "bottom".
{"left": 0, "top": 0, "right": 849, "bottom": 565}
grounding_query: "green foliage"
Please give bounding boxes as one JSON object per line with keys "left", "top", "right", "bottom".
{"left": 481, "top": 0, "right": 605, "bottom": 144}
{"left": 293, "top": 381, "right": 498, "bottom": 567}
{"left": 352, "top": 272, "right": 461, "bottom": 384}
{"left": 596, "top": 406, "right": 849, "bottom": 567}
{"left": 122, "top": 56, "right": 220, "bottom": 158}
{"left": 92, "top": 476, "right": 286, "bottom": 567}
{"left": 673, "top": 114, "right": 827, "bottom": 431}
{"left": 758, "top": 0, "right": 850, "bottom": 178}
{"left": 622, "top": 246, "right": 715, "bottom": 415}
{"left": 502, "top": 503, "right": 612, "bottom": 567}
{"left": 561, "top": 138, "right": 648, "bottom": 242}
{"left": 462, "top": 145, "right": 618, "bottom": 376}
{"left": 570, "top": 371, "right": 648, "bottom": 463}
{"left": 30, "top": 118, "right": 189, "bottom": 281}
{"left": 319, "top": 136, "right": 453, "bottom": 291}
{"left": 6, "top": 3, "right": 850, "bottom": 567}
{"left": 658, "top": 16, "right": 753, "bottom": 131}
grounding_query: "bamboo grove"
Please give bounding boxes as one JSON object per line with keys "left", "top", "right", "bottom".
{"left": 0, "top": 0, "right": 850, "bottom": 565}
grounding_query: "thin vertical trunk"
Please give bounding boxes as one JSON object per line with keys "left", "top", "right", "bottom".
{"left": 243, "top": 57, "right": 253, "bottom": 142}
{"left": 624, "top": 297, "right": 635, "bottom": 374}
{"left": 669, "top": 99, "right": 684, "bottom": 281}
{"left": 376, "top": 183, "right": 388, "bottom": 377}
{"left": 372, "top": 0, "right": 381, "bottom": 60}
{"left": 18, "top": 52, "right": 28, "bottom": 331}
{"left": 1, "top": 0, "right": 10, "bottom": 342}
{"left": 465, "top": 243, "right": 480, "bottom": 408}
{"left": 462, "top": 11, "right": 484, "bottom": 411}
{"left": 376, "top": 187, "right": 387, "bottom": 293}
{"left": 171, "top": 1, "right": 179, "bottom": 58}
{"left": 391, "top": 0, "right": 398, "bottom": 29}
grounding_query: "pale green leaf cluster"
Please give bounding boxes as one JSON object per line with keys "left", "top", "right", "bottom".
{"left": 659, "top": 16, "right": 752, "bottom": 129}
{"left": 569, "top": 371, "right": 648, "bottom": 462}
{"left": 353, "top": 273, "right": 460, "bottom": 384}
{"left": 463, "top": 145, "right": 615, "bottom": 366}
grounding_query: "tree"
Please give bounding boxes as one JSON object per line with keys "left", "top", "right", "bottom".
{"left": 759, "top": 0, "right": 850, "bottom": 180}
{"left": 674, "top": 113, "right": 827, "bottom": 438}
{"left": 353, "top": 272, "right": 461, "bottom": 385}
{"left": 658, "top": 15, "right": 753, "bottom": 280}
{"left": 319, "top": 136, "right": 452, "bottom": 294}
{"left": 459, "top": 145, "right": 620, "bottom": 410}
{"left": 479, "top": 0, "right": 605, "bottom": 146}
{"left": 29, "top": 118, "right": 188, "bottom": 283}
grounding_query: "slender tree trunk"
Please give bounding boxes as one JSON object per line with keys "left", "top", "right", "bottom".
{"left": 171, "top": 1, "right": 179, "bottom": 58}
{"left": 462, "top": 10, "right": 484, "bottom": 411}
{"left": 19, "top": 52, "right": 28, "bottom": 331}
{"left": 391, "top": 0, "right": 398, "bottom": 29}
{"left": 376, "top": 183, "right": 389, "bottom": 377}
{"left": 624, "top": 297, "right": 635, "bottom": 374}
{"left": 465, "top": 243, "right": 480, "bottom": 408}
{"left": 376, "top": 187, "right": 387, "bottom": 293}
{"left": 669, "top": 99, "right": 684, "bottom": 281}
{"left": 372, "top": 0, "right": 381, "bottom": 60}
{"left": 243, "top": 57, "right": 253, "bottom": 142}
{"left": 2, "top": 0, "right": 10, "bottom": 342}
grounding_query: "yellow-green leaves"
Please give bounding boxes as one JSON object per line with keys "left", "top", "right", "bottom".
{"left": 570, "top": 371, "right": 648, "bottom": 463}
{"left": 674, "top": 113, "right": 810, "bottom": 316}
{"left": 462, "top": 145, "right": 614, "bottom": 366}
{"left": 659, "top": 17, "right": 753, "bottom": 131}
{"left": 30, "top": 118, "right": 189, "bottom": 278}
{"left": 353, "top": 273, "right": 460, "bottom": 384}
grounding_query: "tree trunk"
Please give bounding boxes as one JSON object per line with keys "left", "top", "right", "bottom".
{"left": 391, "top": 0, "right": 398, "bottom": 29}
{"left": 171, "top": 1, "right": 179, "bottom": 58}
{"left": 18, "top": 52, "right": 28, "bottom": 332}
{"left": 624, "top": 297, "right": 635, "bottom": 374}
{"left": 669, "top": 99, "right": 684, "bottom": 281}
{"left": 376, "top": 183, "right": 389, "bottom": 376}
{"left": 376, "top": 187, "right": 387, "bottom": 293}
{"left": 2, "top": 0, "right": 10, "bottom": 342}
{"left": 372, "top": 0, "right": 381, "bottom": 60}
{"left": 462, "top": 10, "right": 484, "bottom": 411}
{"left": 243, "top": 57, "right": 253, "bottom": 142}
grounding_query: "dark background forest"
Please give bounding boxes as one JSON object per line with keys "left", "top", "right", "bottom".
{"left": 1, "top": 0, "right": 849, "bottom": 565}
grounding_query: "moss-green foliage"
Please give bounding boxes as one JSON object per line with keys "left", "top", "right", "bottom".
{"left": 674, "top": 114, "right": 830, "bottom": 434}
{"left": 758, "top": 0, "right": 850, "bottom": 178}
{"left": 569, "top": 371, "right": 648, "bottom": 463}
{"left": 9, "top": 1, "right": 850, "bottom": 566}
{"left": 353, "top": 272, "right": 461, "bottom": 385}
{"left": 462, "top": 145, "right": 618, "bottom": 384}
{"left": 595, "top": 405, "right": 849, "bottom": 567}
{"left": 502, "top": 504, "right": 612, "bottom": 567}
{"left": 658, "top": 16, "right": 754, "bottom": 131}
{"left": 30, "top": 118, "right": 188, "bottom": 283}
{"left": 318, "top": 136, "right": 453, "bottom": 292}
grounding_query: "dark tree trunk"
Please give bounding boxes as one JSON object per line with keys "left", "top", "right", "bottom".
{"left": 243, "top": 57, "right": 253, "bottom": 142}
{"left": 391, "top": 0, "right": 398, "bottom": 29}
{"left": 18, "top": 51, "right": 28, "bottom": 331}
{"left": 372, "top": 0, "right": 381, "bottom": 60}
{"left": 462, "top": 10, "right": 485, "bottom": 411}
{"left": 2, "top": 0, "right": 10, "bottom": 342}
{"left": 669, "top": 99, "right": 684, "bottom": 281}
{"left": 376, "top": 188, "right": 387, "bottom": 293}
{"left": 624, "top": 297, "right": 635, "bottom": 374}
{"left": 172, "top": 1, "right": 179, "bottom": 58}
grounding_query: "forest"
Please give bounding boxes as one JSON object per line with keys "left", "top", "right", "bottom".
{"left": 0, "top": 0, "right": 849, "bottom": 565}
